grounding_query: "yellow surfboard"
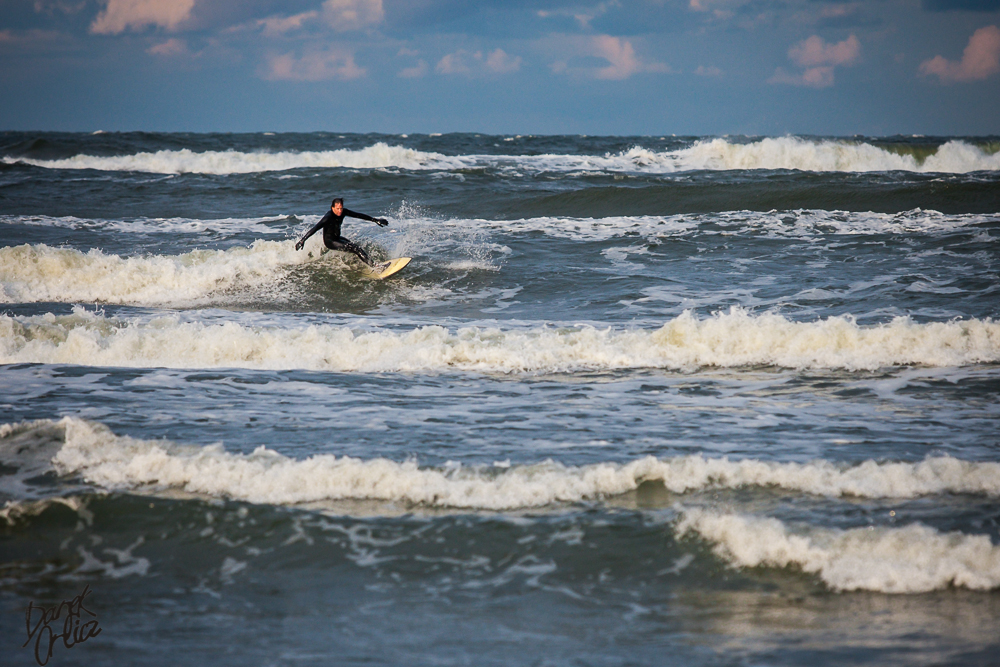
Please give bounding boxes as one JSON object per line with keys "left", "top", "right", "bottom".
{"left": 361, "top": 257, "right": 411, "bottom": 280}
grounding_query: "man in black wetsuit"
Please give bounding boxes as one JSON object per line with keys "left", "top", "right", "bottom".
{"left": 294, "top": 198, "right": 389, "bottom": 266}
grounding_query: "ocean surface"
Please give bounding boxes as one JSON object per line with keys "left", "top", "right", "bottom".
{"left": 1, "top": 132, "right": 999, "bottom": 666}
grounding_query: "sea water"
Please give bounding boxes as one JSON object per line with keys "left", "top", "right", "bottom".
{"left": 1, "top": 132, "right": 999, "bottom": 666}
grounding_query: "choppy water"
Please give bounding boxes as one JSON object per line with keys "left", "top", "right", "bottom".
{"left": 2, "top": 131, "right": 999, "bottom": 666}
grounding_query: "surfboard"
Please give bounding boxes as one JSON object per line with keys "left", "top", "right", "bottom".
{"left": 361, "top": 257, "right": 411, "bottom": 280}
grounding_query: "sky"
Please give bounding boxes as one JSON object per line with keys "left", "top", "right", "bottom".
{"left": 1, "top": 0, "right": 999, "bottom": 135}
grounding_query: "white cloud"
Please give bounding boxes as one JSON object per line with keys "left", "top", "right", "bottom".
{"left": 90, "top": 0, "right": 195, "bottom": 35}
{"left": 147, "top": 37, "right": 187, "bottom": 56}
{"left": 485, "top": 49, "right": 522, "bottom": 74}
{"left": 257, "top": 12, "right": 319, "bottom": 38}
{"left": 537, "top": 2, "right": 619, "bottom": 30}
{"left": 33, "top": 1, "right": 86, "bottom": 16}
{"left": 398, "top": 59, "right": 428, "bottom": 78}
{"left": 262, "top": 49, "right": 365, "bottom": 81}
{"left": 920, "top": 25, "right": 1000, "bottom": 83}
{"left": 436, "top": 50, "right": 474, "bottom": 75}
{"left": 321, "top": 0, "right": 384, "bottom": 31}
{"left": 435, "top": 49, "right": 522, "bottom": 76}
{"left": 769, "top": 34, "right": 860, "bottom": 88}
{"left": 0, "top": 28, "right": 62, "bottom": 47}
{"left": 789, "top": 34, "right": 860, "bottom": 68}
{"left": 695, "top": 65, "right": 723, "bottom": 77}
{"left": 688, "top": 0, "right": 752, "bottom": 20}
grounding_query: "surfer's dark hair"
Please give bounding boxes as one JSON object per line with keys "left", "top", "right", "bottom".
{"left": 332, "top": 198, "right": 344, "bottom": 207}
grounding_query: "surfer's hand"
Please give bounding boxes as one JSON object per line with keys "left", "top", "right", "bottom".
{"left": 376, "top": 218, "right": 389, "bottom": 227}
{"left": 295, "top": 240, "right": 304, "bottom": 251}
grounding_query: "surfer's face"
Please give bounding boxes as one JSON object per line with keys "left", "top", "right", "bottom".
{"left": 332, "top": 202, "right": 344, "bottom": 215}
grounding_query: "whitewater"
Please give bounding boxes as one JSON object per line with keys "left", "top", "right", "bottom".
{"left": 5, "top": 136, "right": 1000, "bottom": 175}
{"left": 2, "top": 131, "right": 999, "bottom": 667}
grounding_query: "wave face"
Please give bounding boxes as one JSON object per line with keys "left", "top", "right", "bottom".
{"left": 3, "top": 307, "right": 997, "bottom": 372}
{"left": 5, "top": 137, "right": 999, "bottom": 174}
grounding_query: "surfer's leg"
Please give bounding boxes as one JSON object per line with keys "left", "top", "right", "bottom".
{"left": 326, "top": 236, "right": 372, "bottom": 266}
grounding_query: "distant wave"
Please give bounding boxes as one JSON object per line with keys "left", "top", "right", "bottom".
{"left": 672, "top": 137, "right": 1000, "bottom": 173}
{"left": 4, "top": 138, "right": 999, "bottom": 175}
{"left": 2, "top": 307, "right": 998, "bottom": 372}
{"left": 1, "top": 142, "right": 466, "bottom": 175}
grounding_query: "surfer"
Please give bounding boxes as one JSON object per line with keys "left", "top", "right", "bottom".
{"left": 294, "top": 198, "right": 388, "bottom": 266}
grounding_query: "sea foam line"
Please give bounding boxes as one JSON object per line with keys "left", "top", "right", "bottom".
{"left": 2, "top": 308, "right": 998, "bottom": 372}
{"left": 4, "top": 138, "right": 998, "bottom": 175}
{"left": 678, "top": 509, "right": 1000, "bottom": 593}
{"left": 1, "top": 143, "right": 466, "bottom": 175}
{"left": 7, "top": 417, "right": 998, "bottom": 592}
{"left": 0, "top": 240, "right": 310, "bottom": 305}
{"left": 1, "top": 417, "right": 993, "bottom": 508}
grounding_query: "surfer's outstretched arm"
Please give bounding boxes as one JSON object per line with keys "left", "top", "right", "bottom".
{"left": 295, "top": 214, "right": 329, "bottom": 251}
{"left": 344, "top": 208, "right": 389, "bottom": 227}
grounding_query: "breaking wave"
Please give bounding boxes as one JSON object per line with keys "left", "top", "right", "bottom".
{"left": 2, "top": 307, "right": 997, "bottom": 372}
{"left": 678, "top": 509, "right": 1000, "bottom": 593}
{"left": 5, "top": 417, "right": 1000, "bottom": 593}
{"left": 5, "top": 138, "right": 998, "bottom": 175}
{"left": 1, "top": 142, "right": 465, "bottom": 175}
{"left": 0, "top": 239, "right": 310, "bottom": 305}
{"left": 1, "top": 417, "right": 995, "bottom": 508}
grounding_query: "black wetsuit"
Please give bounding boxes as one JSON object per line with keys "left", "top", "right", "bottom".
{"left": 298, "top": 208, "right": 380, "bottom": 265}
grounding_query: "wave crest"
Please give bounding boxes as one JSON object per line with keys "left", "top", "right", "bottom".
{"left": 2, "top": 308, "right": 997, "bottom": 372}
{"left": 5, "top": 138, "right": 998, "bottom": 175}
{"left": 678, "top": 509, "right": 1000, "bottom": 593}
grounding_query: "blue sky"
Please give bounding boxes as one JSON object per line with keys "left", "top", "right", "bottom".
{"left": 2, "top": 0, "right": 999, "bottom": 135}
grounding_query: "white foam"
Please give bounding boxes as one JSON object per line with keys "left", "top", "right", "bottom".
{"left": 2, "top": 308, "right": 997, "bottom": 372}
{"left": 5, "top": 138, "right": 997, "bottom": 174}
{"left": 412, "top": 209, "right": 990, "bottom": 244}
{"left": 0, "top": 238, "right": 319, "bottom": 305}
{"left": 672, "top": 137, "right": 1000, "bottom": 173}
{"left": 677, "top": 509, "right": 1000, "bottom": 592}
{"left": 13, "top": 417, "right": 993, "bottom": 510}
{"left": 6, "top": 416, "right": 998, "bottom": 591}
{"left": 0, "top": 214, "right": 297, "bottom": 236}
{"left": 3, "top": 143, "right": 466, "bottom": 175}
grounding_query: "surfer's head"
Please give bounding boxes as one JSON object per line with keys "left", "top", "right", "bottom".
{"left": 331, "top": 198, "right": 344, "bottom": 215}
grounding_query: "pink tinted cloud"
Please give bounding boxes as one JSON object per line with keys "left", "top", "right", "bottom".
{"left": 434, "top": 49, "right": 521, "bottom": 76}
{"left": 592, "top": 35, "right": 640, "bottom": 79}
{"left": 920, "top": 25, "right": 1000, "bottom": 83}
{"left": 321, "top": 0, "right": 384, "bottom": 31}
{"left": 789, "top": 34, "right": 860, "bottom": 68}
{"left": 398, "top": 59, "right": 428, "bottom": 78}
{"left": 147, "top": 37, "right": 187, "bottom": 56}
{"left": 769, "top": 34, "right": 859, "bottom": 88}
{"left": 485, "top": 48, "right": 522, "bottom": 74}
{"left": 257, "top": 12, "right": 319, "bottom": 37}
{"left": 263, "top": 49, "right": 365, "bottom": 81}
{"left": 90, "top": 0, "right": 195, "bottom": 35}
{"left": 552, "top": 35, "right": 670, "bottom": 80}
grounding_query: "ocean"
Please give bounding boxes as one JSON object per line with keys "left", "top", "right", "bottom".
{"left": 1, "top": 132, "right": 999, "bottom": 666}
